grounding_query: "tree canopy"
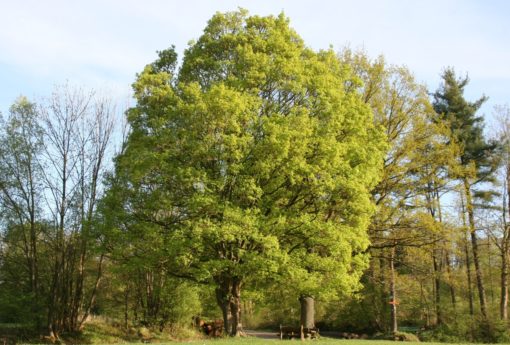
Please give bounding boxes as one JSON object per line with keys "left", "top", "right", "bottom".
{"left": 106, "top": 10, "right": 386, "bottom": 335}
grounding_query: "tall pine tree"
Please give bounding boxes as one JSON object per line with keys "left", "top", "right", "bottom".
{"left": 433, "top": 68, "right": 500, "bottom": 324}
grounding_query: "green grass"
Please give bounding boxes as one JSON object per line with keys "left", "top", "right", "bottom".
{"left": 14, "top": 338, "right": 498, "bottom": 345}
{"left": 114, "top": 339, "right": 495, "bottom": 345}
{"left": 6, "top": 322, "right": 494, "bottom": 345}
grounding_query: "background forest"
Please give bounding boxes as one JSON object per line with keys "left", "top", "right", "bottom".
{"left": 1, "top": 10, "right": 510, "bottom": 343}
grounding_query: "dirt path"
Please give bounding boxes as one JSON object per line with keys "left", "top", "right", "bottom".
{"left": 244, "top": 329, "right": 344, "bottom": 339}
{"left": 244, "top": 329, "right": 278, "bottom": 339}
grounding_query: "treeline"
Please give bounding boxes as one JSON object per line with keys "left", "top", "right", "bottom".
{"left": 0, "top": 87, "right": 116, "bottom": 337}
{"left": 1, "top": 10, "right": 509, "bottom": 343}
{"left": 330, "top": 53, "right": 507, "bottom": 342}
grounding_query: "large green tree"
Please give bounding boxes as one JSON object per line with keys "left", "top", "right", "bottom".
{"left": 106, "top": 10, "right": 385, "bottom": 336}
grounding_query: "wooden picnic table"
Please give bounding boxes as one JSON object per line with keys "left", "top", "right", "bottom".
{"left": 279, "top": 325, "right": 319, "bottom": 339}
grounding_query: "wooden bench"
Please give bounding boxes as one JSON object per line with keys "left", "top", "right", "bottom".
{"left": 279, "top": 325, "right": 319, "bottom": 339}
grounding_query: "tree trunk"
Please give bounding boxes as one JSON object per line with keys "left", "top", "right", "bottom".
{"left": 464, "top": 241, "right": 475, "bottom": 316}
{"left": 502, "top": 161, "right": 510, "bottom": 321}
{"left": 501, "top": 250, "right": 509, "bottom": 320}
{"left": 471, "top": 229, "right": 489, "bottom": 322}
{"left": 461, "top": 194, "right": 474, "bottom": 317}
{"left": 124, "top": 286, "right": 129, "bottom": 329}
{"left": 300, "top": 295, "right": 315, "bottom": 340}
{"left": 229, "top": 279, "right": 243, "bottom": 336}
{"left": 464, "top": 178, "right": 488, "bottom": 321}
{"left": 79, "top": 254, "right": 104, "bottom": 329}
{"left": 488, "top": 241, "right": 495, "bottom": 304}
{"left": 215, "top": 281, "right": 232, "bottom": 335}
{"left": 445, "top": 253, "right": 456, "bottom": 311}
{"left": 432, "top": 250, "right": 442, "bottom": 325}
{"left": 434, "top": 186, "right": 456, "bottom": 314}
{"left": 419, "top": 280, "right": 431, "bottom": 327}
{"left": 378, "top": 255, "right": 388, "bottom": 330}
{"left": 390, "top": 246, "right": 397, "bottom": 334}
{"left": 47, "top": 266, "right": 60, "bottom": 338}
{"left": 369, "top": 257, "right": 383, "bottom": 330}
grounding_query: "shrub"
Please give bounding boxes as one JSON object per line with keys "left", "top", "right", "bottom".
{"left": 372, "top": 331, "right": 420, "bottom": 342}
{"left": 394, "top": 331, "right": 420, "bottom": 342}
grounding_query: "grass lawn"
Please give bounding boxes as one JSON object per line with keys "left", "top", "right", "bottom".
{"left": 9, "top": 336, "right": 494, "bottom": 345}
{"left": 136, "top": 338, "right": 486, "bottom": 345}
{"left": 0, "top": 323, "right": 487, "bottom": 345}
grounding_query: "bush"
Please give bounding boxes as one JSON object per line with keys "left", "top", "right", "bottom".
{"left": 394, "top": 332, "right": 420, "bottom": 342}
{"left": 419, "top": 321, "right": 477, "bottom": 343}
{"left": 372, "top": 331, "right": 420, "bottom": 342}
{"left": 479, "top": 319, "right": 510, "bottom": 343}
{"left": 419, "top": 318, "right": 510, "bottom": 343}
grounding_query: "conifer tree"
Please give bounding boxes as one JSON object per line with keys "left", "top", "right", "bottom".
{"left": 433, "top": 68, "right": 500, "bottom": 323}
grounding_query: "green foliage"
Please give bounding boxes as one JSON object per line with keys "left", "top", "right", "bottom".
{"left": 419, "top": 318, "right": 510, "bottom": 343}
{"left": 0, "top": 97, "right": 45, "bottom": 327}
{"left": 0, "top": 289, "right": 35, "bottom": 324}
{"left": 105, "top": 9, "right": 386, "bottom": 325}
{"left": 433, "top": 67, "right": 500, "bottom": 183}
{"left": 394, "top": 332, "right": 421, "bottom": 342}
{"left": 151, "top": 46, "right": 178, "bottom": 75}
{"left": 373, "top": 331, "right": 420, "bottom": 342}
{"left": 335, "top": 49, "right": 459, "bottom": 334}
{"left": 162, "top": 282, "right": 202, "bottom": 327}
{"left": 80, "top": 319, "right": 138, "bottom": 344}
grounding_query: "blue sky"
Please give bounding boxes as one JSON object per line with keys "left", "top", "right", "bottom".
{"left": 1, "top": 0, "right": 509, "bottom": 125}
